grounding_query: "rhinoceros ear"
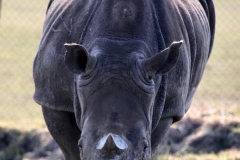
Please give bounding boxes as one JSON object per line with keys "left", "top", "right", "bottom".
{"left": 64, "top": 43, "right": 96, "bottom": 74}
{"left": 139, "top": 40, "right": 183, "bottom": 79}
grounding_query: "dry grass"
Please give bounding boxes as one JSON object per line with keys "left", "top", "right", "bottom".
{"left": 158, "top": 149, "right": 240, "bottom": 160}
{"left": 155, "top": 102, "right": 240, "bottom": 160}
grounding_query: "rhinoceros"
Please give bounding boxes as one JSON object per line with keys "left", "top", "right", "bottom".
{"left": 33, "top": 0, "right": 215, "bottom": 159}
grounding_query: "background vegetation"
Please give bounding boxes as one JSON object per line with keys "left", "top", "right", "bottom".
{"left": 0, "top": 0, "right": 239, "bottom": 159}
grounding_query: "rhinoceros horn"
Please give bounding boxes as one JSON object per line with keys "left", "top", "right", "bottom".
{"left": 139, "top": 40, "right": 183, "bottom": 79}
{"left": 96, "top": 133, "right": 128, "bottom": 150}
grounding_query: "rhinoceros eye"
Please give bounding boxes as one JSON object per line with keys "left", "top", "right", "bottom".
{"left": 143, "top": 140, "right": 148, "bottom": 151}
{"left": 78, "top": 139, "right": 83, "bottom": 151}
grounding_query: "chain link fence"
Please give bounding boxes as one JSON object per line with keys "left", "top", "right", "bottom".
{"left": 0, "top": 0, "right": 239, "bottom": 159}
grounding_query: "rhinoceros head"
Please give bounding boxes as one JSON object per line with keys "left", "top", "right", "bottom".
{"left": 64, "top": 40, "right": 182, "bottom": 159}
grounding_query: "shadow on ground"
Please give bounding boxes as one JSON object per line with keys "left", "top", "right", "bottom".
{"left": 0, "top": 128, "right": 63, "bottom": 160}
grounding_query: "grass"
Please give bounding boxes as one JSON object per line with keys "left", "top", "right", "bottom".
{"left": 0, "top": 0, "right": 49, "bottom": 130}
{"left": 194, "top": 0, "right": 240, "bottom": 101}
{"left": 157, "top": 149, "right": 240, "bottom": 160}
{"left": 154, "top": 100, "right": 240, "bottom": 160}
{"left": 0, "top": 0, "right": 239, "bottom": 158}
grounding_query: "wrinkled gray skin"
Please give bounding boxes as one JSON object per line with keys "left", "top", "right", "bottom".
{"left": 33, "top": 0, "right": 215, "bottom": 159}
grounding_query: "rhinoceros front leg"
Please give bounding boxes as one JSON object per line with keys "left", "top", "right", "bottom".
{"left": 42, "top": 106, "right": 81, "bottom": 160}
{"left": 151, "top": 118, "right": 173, "bottom": 153}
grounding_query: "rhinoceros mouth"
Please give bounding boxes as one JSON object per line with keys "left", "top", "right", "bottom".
{"left": 96, "top": 151, "right": 127, "bottom": 160}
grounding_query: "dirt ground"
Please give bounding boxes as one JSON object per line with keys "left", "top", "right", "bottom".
{"left": 1, "top": 106, "right": 240, "bottom": 160}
